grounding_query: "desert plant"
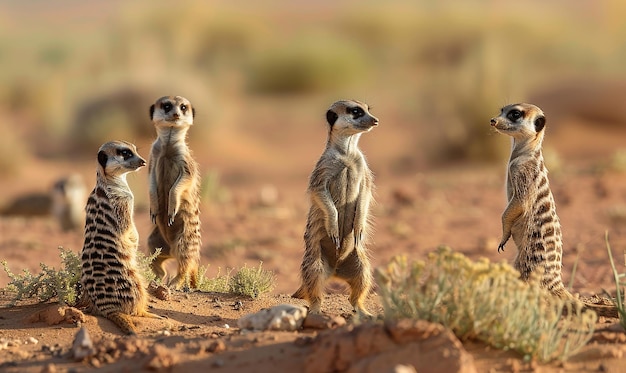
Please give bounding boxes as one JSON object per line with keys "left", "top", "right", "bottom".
{"left": 604, "top": 231, "right": 626, "bottom": 329}
{"left": 375, "top": 247, "right": 597, "bottom": 363}
{"left": 1, "top": 247, "right": 81, "bottom": 306}
{"left": 139, "top": 247, "right": 162, "bottom": 285}
{"left": 195, "top": 263, "right": 275, "bottom": 298}
{"left": 2, "top": 247, "right": 162, "bottom": 306}
{"left": 229, "top": 262, "right": 275, "bottom": 298}
{"left": 196, "top": 266, "right": 233, "bottom": 293}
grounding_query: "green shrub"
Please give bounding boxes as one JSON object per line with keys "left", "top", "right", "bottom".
{"left": 229, "top": 263, "right": 275, "bottom": 298}
{"left": 196, "top": 266, "right": 232, "bottom": 293}
{"left": 1, "top": 247, "right": 81, "bottom": 306}
{"left": 196, "top": 263, "right": 275, "bottom": 298}
{"left": 139, "top": 248, "right": 161, "bottom": 285}
{"left": 375, "top": 247, "right": 597, "bottom": 362}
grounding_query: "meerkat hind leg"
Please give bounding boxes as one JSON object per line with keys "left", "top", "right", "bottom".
{"left": 148, "top": 227, "right": 172, "bottom": 283}
{"left": 295, "top": 248, "right": 331, "bottom": 313}
{"left": 168, "top": 254, "right": 199, "bottom": 290}
{"left": 336, "top": 251, "right": 373, "bottom": 316}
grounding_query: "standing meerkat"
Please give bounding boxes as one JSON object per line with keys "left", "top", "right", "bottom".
{"left": 79, "top": 140, "right": 161, "bottom": 335}
{"left": 491, "top": 103, "right": 567, "bottom": 295}
{"left": 293, "top": 100, "right": 379, "bottom": 316}
{"left": 148, "top": 95, "right": 201, "bottom": 289}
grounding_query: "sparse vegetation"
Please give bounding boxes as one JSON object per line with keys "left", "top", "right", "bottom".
{"left": 196, "top": 263, "right": 275, "bottom": 299}
{"left": 1, "top": 247, "right": 81, "bottom": 306}
{"left": 1, "top": 246, "right": 275, "bottom": 306}
{"left": 604, "top": 232, "right": 626, "bottom": 329}
{"left": 139, "top": 248, "right": 162, "bottom": 285}
{"left": 229, "top": 263, "right": 275, "bottom": 298}
{"left": 196, "top": 266, "right": 233, "bottom": 293}
{"left": 375, "top": 247, "right": 597, "bottom": 362}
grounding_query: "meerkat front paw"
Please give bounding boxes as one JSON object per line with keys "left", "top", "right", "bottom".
{"left": 498, "top": 238, "right": 509, "bottom": 253}
{"left": 327, "top": 224, "right": 340, "bottom": 249}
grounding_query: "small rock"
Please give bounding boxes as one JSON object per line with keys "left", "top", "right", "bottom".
{"left": 302, "top": 314, "right": 346, "bottom": 330}
{"left": 26, "top": 337, "right": 39, "bottom": 345}
{"left": 237, "top": 304, "right": 308, "bottom": 331}
{"left": 205, "top": 340, "right": 226, "bottom": 353}
{"left": 72, "top": 327, "right": 95, "bottom": 361}
{"left": 26, "top": 305, "right": 86, "bottom": 326}
{"left": 148, "top": 281, "right": 171, "bottom": 301}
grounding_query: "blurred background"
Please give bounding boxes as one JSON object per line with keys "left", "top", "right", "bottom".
{"left": 1, "top": 0, "right": 625, "bottom": 292}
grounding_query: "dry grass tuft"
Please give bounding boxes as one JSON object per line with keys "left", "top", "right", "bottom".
{"left": 375, "top": 247, "right": 597, "bottom": 362}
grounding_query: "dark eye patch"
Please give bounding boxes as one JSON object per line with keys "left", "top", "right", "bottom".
{"left": 162, "top": 102, "right": 173, "bottom": 113}
{"left": 506, "top": 109, "right": 523, "bottom": 121}
{"left": 116, "top": 148, "right": 133, "bottom": 160}
{"left": 347, "top": 106, "right": 365, "bottom": 119}
{"left": 180, "top": 104, "right": 187, "bottom": 113}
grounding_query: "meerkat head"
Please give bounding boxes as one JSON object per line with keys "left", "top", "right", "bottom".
{"left": 97, "top": 141, "right": 146, "bottom": 177}
{"left": 149, "top": 96, "right": 195, "bottom": 128}
{"left": 326, "top": 100, "right": 379, "bottom": 136}
{"left": 490, "top": 103, "right": 546, "bottom": 140}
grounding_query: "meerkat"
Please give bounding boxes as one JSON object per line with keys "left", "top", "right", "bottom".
{"left": 293, "top": 100, "right": 379, "bottom": 316}
{"left": 79, "top": 140, "right": 161, "bottom": 335}
{"left": 147, "top": 95, "right": 201, "bottom": 289}
{"left": 491, "top": 103, "right": 567, "bottom": 295}
{"left": 51, "top": 173, "right": 86, "bottom": 231}
{"left": 492, "top": 103, "right": 618, "bottom": 317}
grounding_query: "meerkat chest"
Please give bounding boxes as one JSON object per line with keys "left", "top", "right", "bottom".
{"left": 328, "top": 154, "right": 368, "bottom": 202}
{"left": 154, "top": 147, "right": 191, "bottom": 182}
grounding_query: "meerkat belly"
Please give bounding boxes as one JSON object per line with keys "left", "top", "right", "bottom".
{"left": 156, "top": 155, "right": 182, "bottom": 195}
{"left": 334, "top": 168, "right": 360, "bottom": 238}
{"left": 82, "top": 239, "right": 142, "bottom": 315}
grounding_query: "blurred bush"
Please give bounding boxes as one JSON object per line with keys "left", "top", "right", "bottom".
{"left": 1, "top": 0, "right": 626, "bottom": 166}
{"left": 247, "top": 34, "right": 369, "bottom": 94}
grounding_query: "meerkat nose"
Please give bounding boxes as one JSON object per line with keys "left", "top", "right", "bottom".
{"left": 490, "top": 118, "right": 497, "bottom": 126}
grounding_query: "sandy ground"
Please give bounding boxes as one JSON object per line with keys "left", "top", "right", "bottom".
{"left": 1, "top": 101, "right": 626, "bottom": 372}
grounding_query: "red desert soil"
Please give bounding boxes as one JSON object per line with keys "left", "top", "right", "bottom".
{"left": 1, "top": 107, "right": 626, "bottom": 372}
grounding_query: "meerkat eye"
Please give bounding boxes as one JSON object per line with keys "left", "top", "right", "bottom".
{"left": 180, "top": 104, "right": 187, "bottom": 113}
{"left": 117, "top": 149, "right": 133, "bottom": 160}
{"left": 162, "top": 102, "right": 173, "bottom": 113}
{"left": 507, "top": 109, "right": 523, "bottom": 121}
{"left": 348, "top": 106, "right": 365, "bottom": 119}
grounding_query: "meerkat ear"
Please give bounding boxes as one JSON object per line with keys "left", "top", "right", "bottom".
{"left": 534, "top": 116, "right": 546, "bottom": 132}
{"left": 326, "top": 110, "right": 338, "bottom": 126}
{"left": 192, "top": 107, "right": 196, "bottom": 118}
{"left": 97, "top": 151, "right": 108, "bottom": 170}
{"left": 149, "top": 104, "right": 155, "bottom": 120}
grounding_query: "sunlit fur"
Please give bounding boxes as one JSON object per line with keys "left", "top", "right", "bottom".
{"left": 147, "top": 96, "right": 201, "bottom": 289}
{"left": 79, "top": 140, "right": 161, "bottom": 335}
{"left": 491, "top": 103, "right": 565, "bottom": 296}
{"left": 293, "top": 100, "right": 379, "bottom": 316}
